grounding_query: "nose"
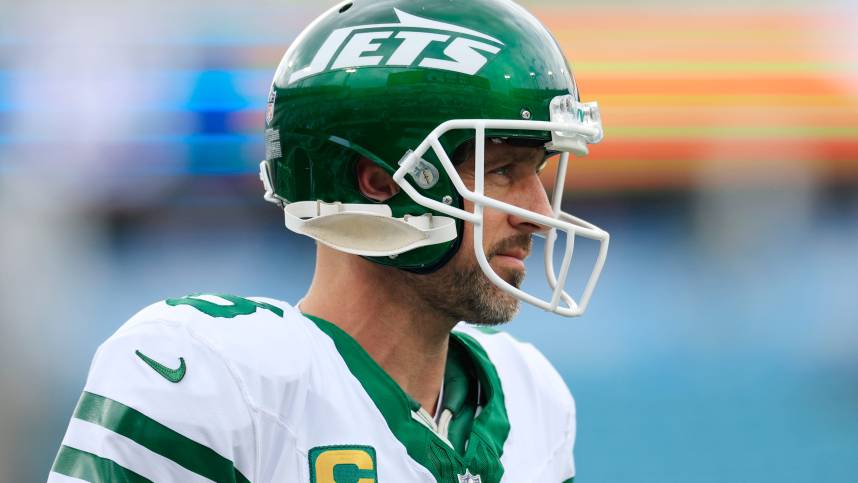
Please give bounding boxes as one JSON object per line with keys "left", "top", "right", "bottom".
{"left": 508, "top": 172, "right": 554, "bottom": 234}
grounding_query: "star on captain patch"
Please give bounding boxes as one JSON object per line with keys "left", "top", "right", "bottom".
{"left": 458, "top": 470, "right": 482, "bottom": 483}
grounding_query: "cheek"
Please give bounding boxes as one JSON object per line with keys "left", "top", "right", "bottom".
{"left": 460, "top": 198, "right": 507, "bottom": 254}
{"left": 452, "top": 198, "right": 476, "bottom": 264}
{"left": 459, "top": 214, "right": 474, "bottom": 253}
{"left": 461, "top": 198, "right": 474, "bottom": 249}
{"left": 480, "top": 207, "right": 509, "bottom": 246}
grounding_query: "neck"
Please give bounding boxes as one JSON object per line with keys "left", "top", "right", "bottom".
{"left": 300, "top": 245, "right": 457, "bottom": 415}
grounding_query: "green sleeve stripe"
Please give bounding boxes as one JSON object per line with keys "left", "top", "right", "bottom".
{"left": 73, "top": 391, "right": 251, "bottom": 483}
{"left": 52, "top": 445, "right": 151, "bottom": 483}
{"left": 562, "top": 478, "right": 574, "bottom": 482}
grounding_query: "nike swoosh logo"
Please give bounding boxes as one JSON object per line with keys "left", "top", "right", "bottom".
{"left": 135, "top": 350, "right": 186, "bottom": 383}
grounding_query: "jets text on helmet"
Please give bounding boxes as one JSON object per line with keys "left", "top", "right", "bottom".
{"left": 284, "top": 9, "right": 505, "bottom": 84}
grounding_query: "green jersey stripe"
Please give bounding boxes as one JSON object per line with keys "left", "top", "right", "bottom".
{"left": 305, "top": 315, "right": 511, "bottom": 482}
{"left": 73, "top": 391, "right": 251, "bottom": 483}
{"left": 52, "top": 445, "right": 151, "bottom": 483}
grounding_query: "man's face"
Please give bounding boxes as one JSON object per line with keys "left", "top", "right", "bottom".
{"left": 405, "top": 140, "right": 555, "bottom": 325}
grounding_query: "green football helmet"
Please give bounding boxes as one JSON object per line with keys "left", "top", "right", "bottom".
{"left": 260, "top": 0, "right": 608, "bottom": 317}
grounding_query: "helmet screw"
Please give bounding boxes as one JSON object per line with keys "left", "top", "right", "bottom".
{"left": 388, "top": 254, "right": 398, "bottom": 259}
{"left": 520, "top": 109, "right": 532, "bottom": 120}
{"left": 442, "top": 195, "right": 453, "bottom": 205}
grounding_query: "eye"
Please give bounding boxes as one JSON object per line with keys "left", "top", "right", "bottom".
{"left": 490, "top": 164, "right": 514, "bottom": 177}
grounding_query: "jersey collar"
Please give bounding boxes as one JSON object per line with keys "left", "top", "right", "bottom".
{"left": 304, "top": 313, "right": 510, "bottom": 481}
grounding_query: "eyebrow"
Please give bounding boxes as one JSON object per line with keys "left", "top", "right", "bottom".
{"left": 486, "top": 149, "right": 548, "bottom": 168}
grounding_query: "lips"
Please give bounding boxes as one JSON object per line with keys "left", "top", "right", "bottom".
{"left": 494, "top": 249, "right": 529, "bottom": 261}
{"left": 489, "top": 234, "right": 533, "bottom": 265}
{"left": 491, "top": 248, "right": 530, "bottom": 274}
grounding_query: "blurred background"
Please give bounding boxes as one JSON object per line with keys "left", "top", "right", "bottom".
{"left": 1, "top": 0, "right": 856, "bottom": 481}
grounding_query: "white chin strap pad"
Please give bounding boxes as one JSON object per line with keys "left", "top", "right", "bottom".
{"left": 282, "top": 200, "right": 457, "bottom": 257}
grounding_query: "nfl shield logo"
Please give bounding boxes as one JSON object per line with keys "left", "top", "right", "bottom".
{"left": 266, "top": 88, "right": 277, "bottom": 126}
{"left": 458, "top": 470, "right": 482, "bottom": 483}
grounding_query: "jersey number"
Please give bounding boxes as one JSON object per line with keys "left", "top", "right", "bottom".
{"left": 166, "top": 294, "right": 284, "bottom": 318}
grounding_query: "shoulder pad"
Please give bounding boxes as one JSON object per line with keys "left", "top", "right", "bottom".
{"left": 118, "top": 294, "right": 315, "bottom": 410}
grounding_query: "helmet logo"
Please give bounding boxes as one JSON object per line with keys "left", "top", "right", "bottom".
{"left": 285, "top": 9, "right": 504, "bottom": 85}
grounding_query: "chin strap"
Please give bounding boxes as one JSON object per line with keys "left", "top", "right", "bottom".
{"left": 281, "top": 200, "right": 457, "bottom": 257}
{"left": 260, "top": 160, "right": 457, "bottom": 256}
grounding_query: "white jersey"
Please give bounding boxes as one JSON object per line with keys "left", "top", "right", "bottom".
{"left": 49, "top": 294, "right": 576, "bottom": 483}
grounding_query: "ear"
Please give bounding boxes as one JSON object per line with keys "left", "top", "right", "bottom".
{"left": 356, "top": 157, "right": 400, "bottom": 202}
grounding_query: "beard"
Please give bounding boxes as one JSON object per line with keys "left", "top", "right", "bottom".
{"left": 403, "top": 234, "right": 531, "bottom": 326}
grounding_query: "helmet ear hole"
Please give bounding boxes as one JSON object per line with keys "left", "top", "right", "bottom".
{"left": 356, "top": 157, "right": 400, "bottom": 202}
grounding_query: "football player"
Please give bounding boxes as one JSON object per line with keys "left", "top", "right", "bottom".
{"left": 49, "top": 0, "right": 608, "bottom": 481}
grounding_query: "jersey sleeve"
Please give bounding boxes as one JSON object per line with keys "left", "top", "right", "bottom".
{"left": 517, "top": 340, "right": 577, "bottom": 482}
{"left": 49, "top": 319, "right": 257, "bottom": 483}
{"left": 556, "top": 401, "right": 577, "bottom": 482}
